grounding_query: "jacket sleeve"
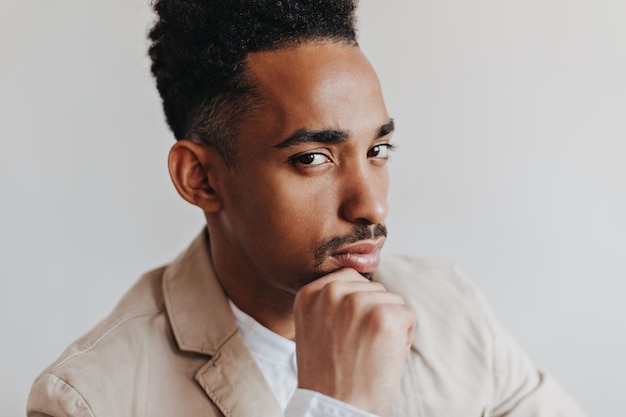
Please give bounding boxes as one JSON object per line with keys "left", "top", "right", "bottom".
{"left": 489, "top": 326, "right": 587, "bottom": 416}
{"left": 27, "top": 373, "right": 95, "bottom": 417}
{"left": 467, "top": 271, "right": 588, "bottom": 416}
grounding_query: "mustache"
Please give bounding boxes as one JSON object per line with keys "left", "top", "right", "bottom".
{"left": 314, "top": 224, "right": 387, "bottom": 267}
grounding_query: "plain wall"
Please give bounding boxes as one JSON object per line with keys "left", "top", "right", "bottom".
{"left": 1, "top": 0, "right": 624, "bottom": 414}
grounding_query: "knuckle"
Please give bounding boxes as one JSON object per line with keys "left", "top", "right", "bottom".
{"left": 294, "top": 286, "right": 312, "bottom": 305}
{"left": 398, "top": 305, "right": 417, "bottom": 328}
{"left": 320, "top": 280, "right": 344, "bottom": 304}
{"left": 407, "top": 306, "right": 417, "bottom": 324}
{"left": 343, "top": 291, "right": 363, "bottom": 313}
{"left": 368, "top": 305, "right": 415, "bottom": 336}
{"left": 367, "top": 305, "right": 395, "bottom": 331}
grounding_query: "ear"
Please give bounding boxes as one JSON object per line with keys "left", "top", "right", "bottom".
{"left": 168, "top": 140, "right": 223, "bottom": 212}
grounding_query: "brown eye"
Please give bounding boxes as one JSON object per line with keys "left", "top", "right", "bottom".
{"left": 291, "top": 153, "right": 330, "bottom": 166}
{"left": 298, "top": 154, "right": 316, "bottom": 164}
{"left": 367, "top": 144, "right": 393, "bottom": 158}
{"left": 367, "top": 145, "right": 382, "bottom": 157}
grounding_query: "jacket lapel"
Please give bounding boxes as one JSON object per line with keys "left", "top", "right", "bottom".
{"left": 162, "top": 230, "right": 283, "bottom": 416}
{"left": 195, "top": 332, "right": 283, "bottom": 417}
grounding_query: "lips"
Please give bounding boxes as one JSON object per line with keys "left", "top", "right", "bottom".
{"left": 329, "top": 238, "right": 384, "bottom": 273}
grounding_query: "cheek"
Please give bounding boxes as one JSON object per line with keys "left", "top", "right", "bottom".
{"left": 382, "top": 168, "right": 390, "bottom": 197}
{"left": 225, "top": 169, "right": 337, "bottom": 245}
{"left": 264, "top": 177, "right": 338, "bottom": 239}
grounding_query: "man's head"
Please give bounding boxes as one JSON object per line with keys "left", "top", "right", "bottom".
{"left": 150, "top": 1, "right": 394, "bottom": 305}
{"left": 149, "top": 0, "right": 359, "bottom": 165}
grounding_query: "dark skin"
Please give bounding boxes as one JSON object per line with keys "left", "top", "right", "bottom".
{"left": 168, "top": 42, "right": 416, "bottom": 416}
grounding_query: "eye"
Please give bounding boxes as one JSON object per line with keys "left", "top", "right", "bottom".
{"left": 367, "top": 143, "right": 395, "bottom": 159}
{"left": 290, "top": 152, "right": 331, "bottom": 166}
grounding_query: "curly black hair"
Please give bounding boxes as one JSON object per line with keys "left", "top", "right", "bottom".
{"left": 148, "top": 0, "right": 359, "bottom": 165}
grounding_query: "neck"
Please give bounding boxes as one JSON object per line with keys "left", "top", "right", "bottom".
{"left": 207, "top": 226, "right": 297, "bottom": 340}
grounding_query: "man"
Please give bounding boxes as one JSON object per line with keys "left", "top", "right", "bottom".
{"left": 27, "top": 1, "right": 586, "bottom": 416}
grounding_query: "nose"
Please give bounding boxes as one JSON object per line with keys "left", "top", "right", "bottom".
{"left": 339, "top": 162, "right": 388, "bottom": 226}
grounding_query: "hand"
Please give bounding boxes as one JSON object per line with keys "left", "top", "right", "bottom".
{"left": 293, "top": 268, "right": 416, "bottom": 416}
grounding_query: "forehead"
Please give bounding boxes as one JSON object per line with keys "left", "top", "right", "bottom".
{"left": 246, "top": 42, "right": 377, "bottom": 95}
{"left": 241, "top": 42, "right": 389, "bottom": 143}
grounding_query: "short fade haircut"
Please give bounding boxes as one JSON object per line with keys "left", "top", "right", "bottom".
{"left": 148, "top": 0, "right": 359, "bottom": 165}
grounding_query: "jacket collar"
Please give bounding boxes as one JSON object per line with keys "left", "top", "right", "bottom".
{"left": 162, "top": 229, "right": 237, "bottom": 355}
{"left": 162, "top": 229, "right": 283, "bottom": 416}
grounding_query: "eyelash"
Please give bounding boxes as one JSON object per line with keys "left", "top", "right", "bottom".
{"left": 289, "top": 152, "right": 330, "bottom": 166}
{"left": 288, "top": 143, "right": 397, "bottom": 166}
{"left": 368, "top": 143, "right": 396, "bottom": 158}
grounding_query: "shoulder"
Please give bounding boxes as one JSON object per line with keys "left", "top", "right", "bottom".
{"left": 47, "top": 266, "right": 168, "bottom": 372}
{"left": 376, "top": 254, "right": 493, "bottom": 333}
{"left": 27, "top": 266, "right": 181, "bottom": 416}
{"left": 376, "top": 254, "right": 501, "bottom": 411}
{"left": 375, "top": 253, "right": 483, "bottom": 314}
{"left": 376, "top": 254, "right": 495, "bottom": 370}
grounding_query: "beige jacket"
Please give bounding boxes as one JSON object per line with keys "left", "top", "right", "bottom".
{"left": 28, "top": 231, "right": 586, "bottom": 417}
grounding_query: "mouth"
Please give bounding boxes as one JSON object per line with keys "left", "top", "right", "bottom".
{"left": 328, "top": 238, "right": 385, "bottom": 274}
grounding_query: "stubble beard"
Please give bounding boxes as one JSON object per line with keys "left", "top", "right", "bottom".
{"left": 295, "top": 223, "right": 388, "bottom": 286}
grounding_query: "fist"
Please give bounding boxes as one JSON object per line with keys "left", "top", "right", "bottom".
{"left": 293, "top": 268, "right": 416, "bottom": 416}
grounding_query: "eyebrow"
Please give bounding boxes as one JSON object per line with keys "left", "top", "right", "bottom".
{"left": 273, "top": 128, "right": 348, "bottom": 149}
{"left": 273, "top": 118, "right": 395, "bottom": 149}
{"left": 377, "top": 119, "right": 395, "bottom": 138}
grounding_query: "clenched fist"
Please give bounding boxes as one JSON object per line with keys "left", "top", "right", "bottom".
{"left": 293, "top": 268, "right": 416, "bottom": 416}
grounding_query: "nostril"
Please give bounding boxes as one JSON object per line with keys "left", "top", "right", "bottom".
{"left": 353, "top": 218, "right": 372, "bottom": 226}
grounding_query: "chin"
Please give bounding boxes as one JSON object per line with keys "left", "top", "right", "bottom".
{"left": 284, "top": 272, "right": 321, "bottom": 293}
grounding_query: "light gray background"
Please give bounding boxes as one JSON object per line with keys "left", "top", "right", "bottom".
{"left": 1, "top": 0, "right": 624, "bottom": 415}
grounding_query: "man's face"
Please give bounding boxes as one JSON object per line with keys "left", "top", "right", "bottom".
{"left": 211, "top": 42, "right": 393, "bottom": 295}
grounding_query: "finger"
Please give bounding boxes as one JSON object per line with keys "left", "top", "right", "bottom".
{"left": 340, "top": 290, "right": 407, "bottom": 313}
{"left": 307, "top": 268, "right": 372, "bottom": 287}
{"left": 363, "top": 303, "right": 416, "bottom": 343}
{"left": 296, "top": 279, "right": 388, "bottom": 309}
